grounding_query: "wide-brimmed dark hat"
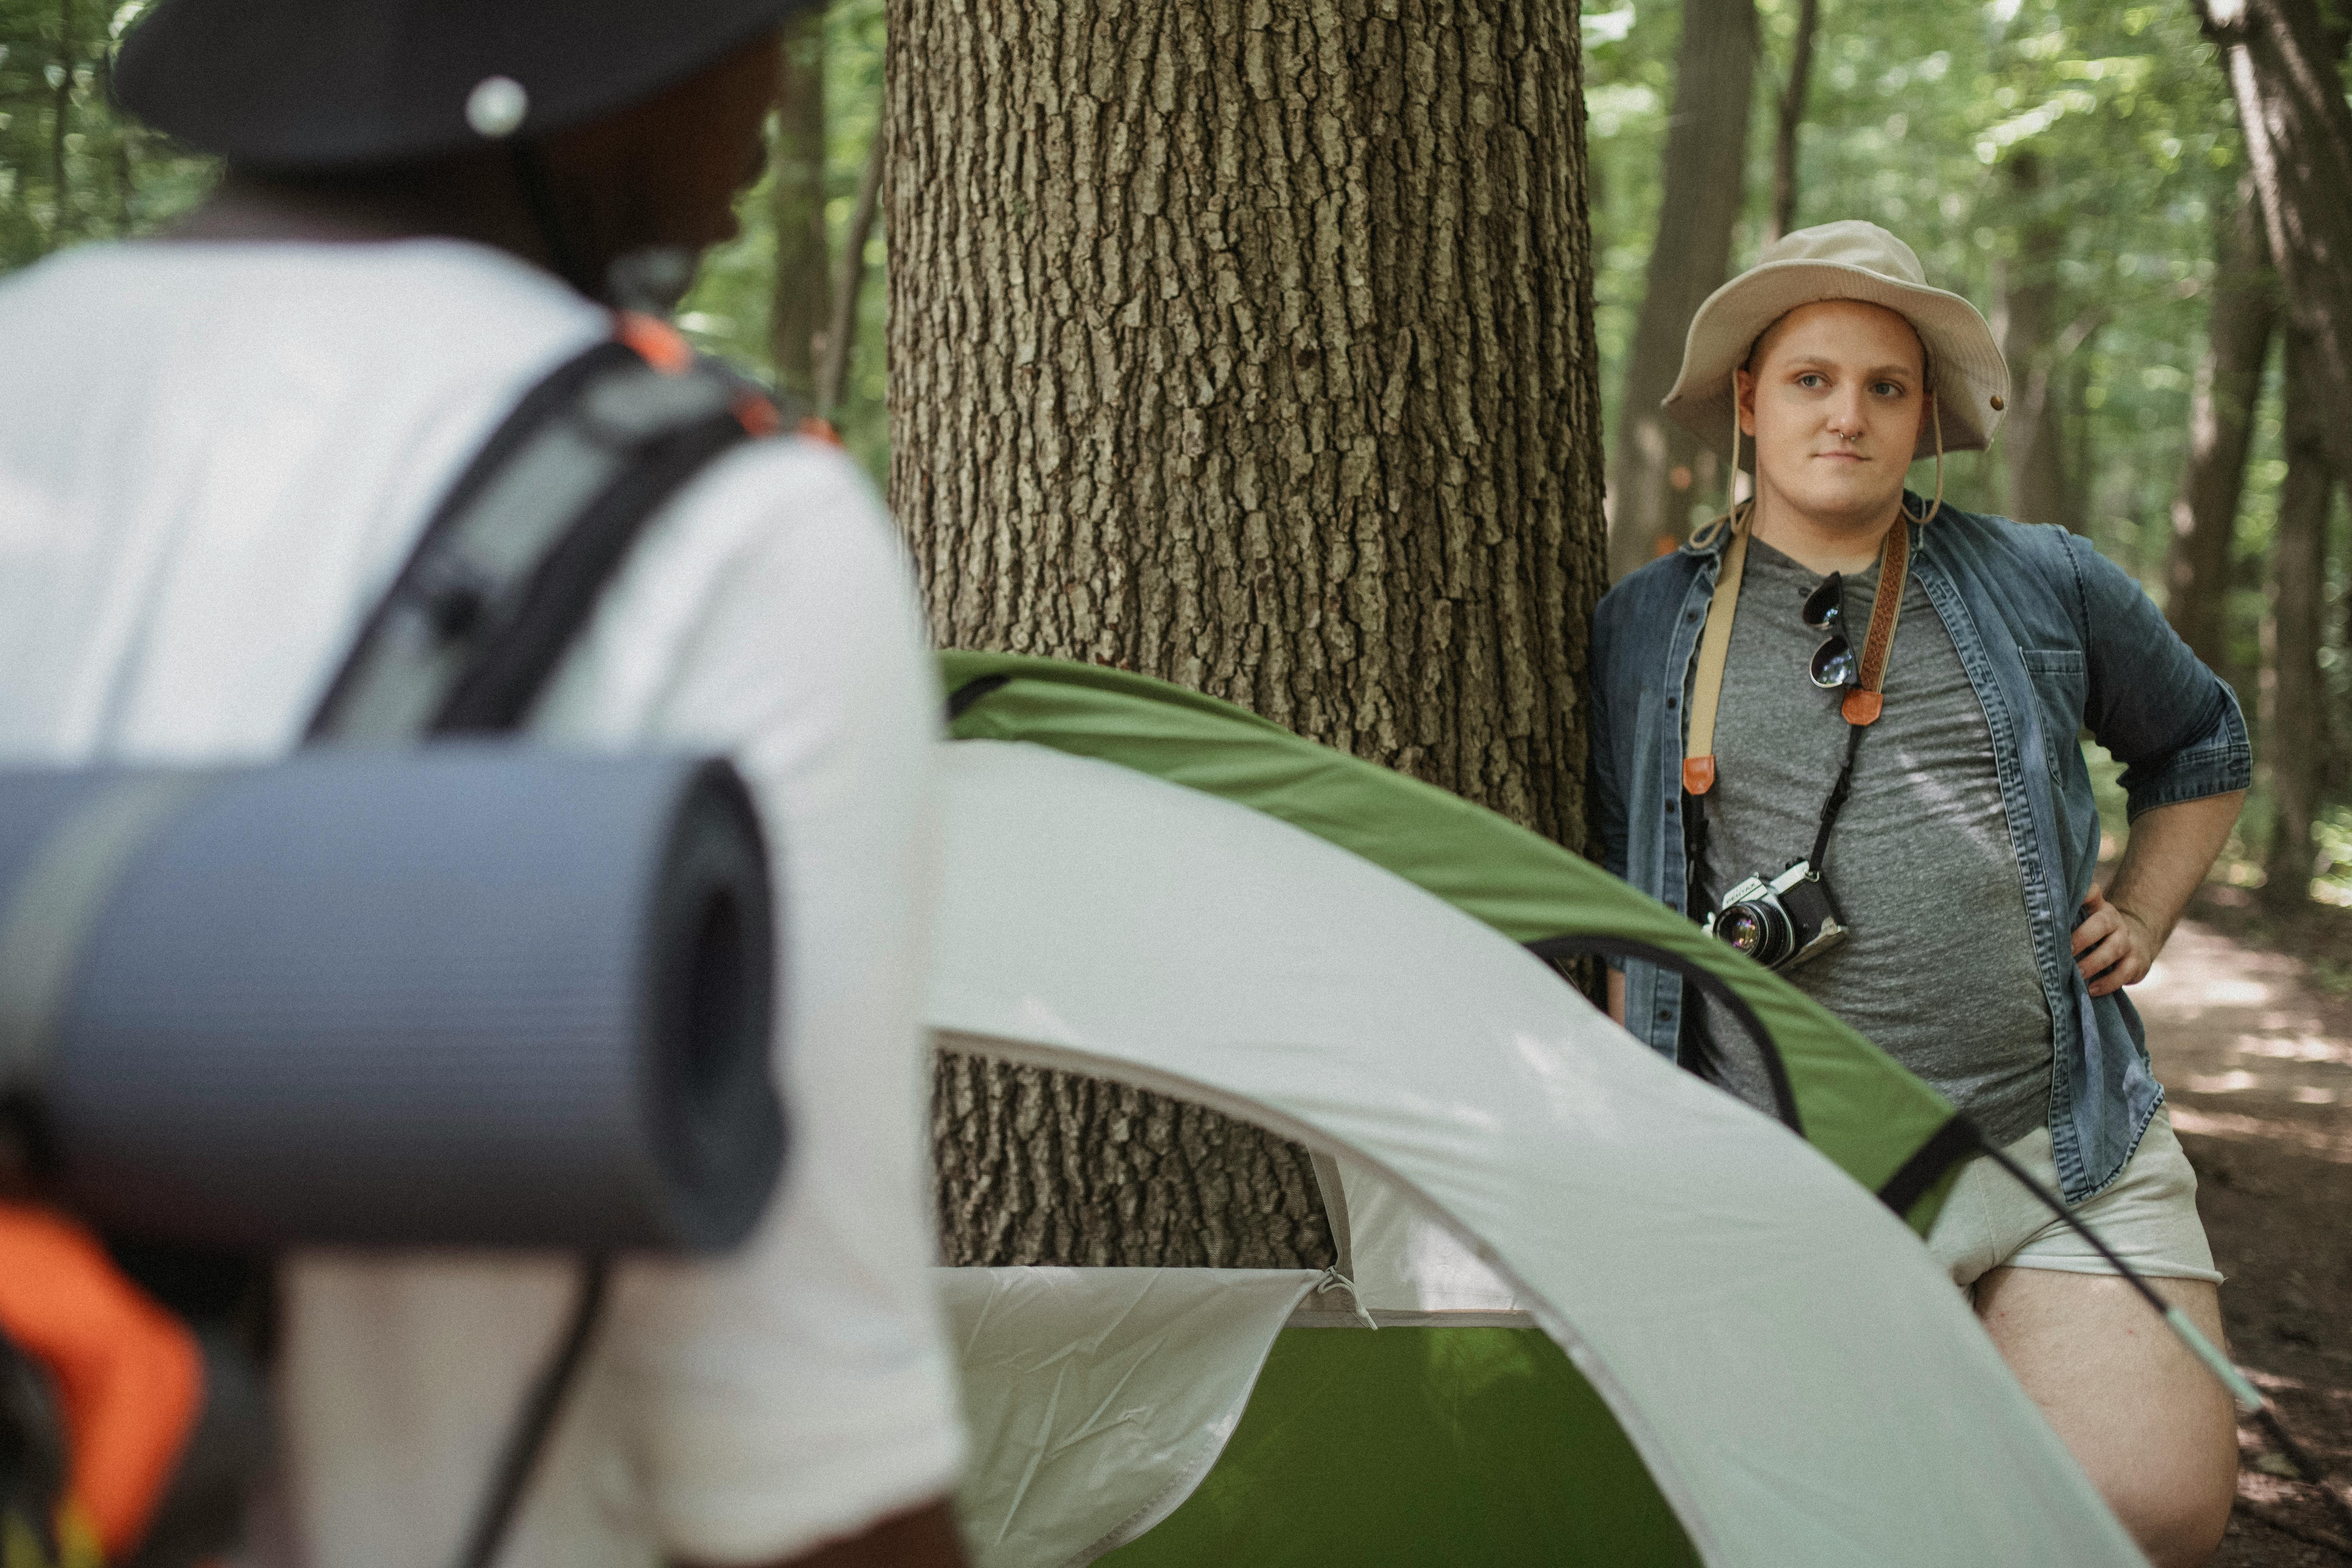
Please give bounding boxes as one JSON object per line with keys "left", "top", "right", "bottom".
{"left": 114, "top": 0, "right": 820, "bottom": 170}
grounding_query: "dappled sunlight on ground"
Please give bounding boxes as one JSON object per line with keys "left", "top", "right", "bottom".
{"left": 2139, "top": 918, "right": 2352, "bottom": 1564}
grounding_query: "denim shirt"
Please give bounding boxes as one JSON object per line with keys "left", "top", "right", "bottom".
{"left": 1590, "top": 495, "right": 2251, "bottom": 1202}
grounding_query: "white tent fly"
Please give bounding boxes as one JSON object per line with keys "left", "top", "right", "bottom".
{"left": 925, "top": 737, "right": 2145, "bottom": 1568}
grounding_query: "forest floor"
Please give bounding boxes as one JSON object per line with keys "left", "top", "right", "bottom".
{"left": 2138, "top": 889, "right": 2352, "bottom": 1565}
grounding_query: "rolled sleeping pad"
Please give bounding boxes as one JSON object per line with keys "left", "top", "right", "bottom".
{"left": 0, "top": 747, "right": 782, "bottom": 1254}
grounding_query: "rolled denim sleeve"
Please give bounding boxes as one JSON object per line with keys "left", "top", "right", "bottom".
{"left": 2070, "top": 534, "right": 2252, "bottom": 818}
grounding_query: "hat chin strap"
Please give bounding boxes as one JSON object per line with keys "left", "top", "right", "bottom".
{"left": 1686, "top": 398, "right": 1750, "bottom": 552}
{"left": 1917, "top": 393, "right": 1945, "bottom": 526}
{"left": 508, "top": 143, "right": 601, "bottom": 301}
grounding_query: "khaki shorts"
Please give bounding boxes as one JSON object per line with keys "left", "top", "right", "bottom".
{"left": 1925, "top": 1109, "right": 2222, "bottom": 1290}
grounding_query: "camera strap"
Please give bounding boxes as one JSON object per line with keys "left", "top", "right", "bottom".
{"left": 1681, "top": 506, "right": 1913, "bottom": 911}
{"left": 1682, "top": 503, "right": 1911, "bottom": 798}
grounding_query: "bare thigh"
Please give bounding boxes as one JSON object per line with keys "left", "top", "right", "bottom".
{"left": 1975, "top": 1267, "right": 2236, "bottom": 1568}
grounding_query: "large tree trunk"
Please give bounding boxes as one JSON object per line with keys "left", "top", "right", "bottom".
{"left": 2262, "top": 330, "right": 2336, "bottom": 908}
{"left": 2165, "top": 172, "right": 2276, "bottom": 677}
{"left": 768, "top": 4, "right": 832, "bottom": 402}
{"left": 1606, "top": 0, "right": 1760, "bottom": 580}
{"left": 1996, "top": 149, "right": 2074, "bottom": 530}
{"left": 1766, "top": 0, "right": 1820, "bottom": 244}
{"left": 2198, "top": 0, "right": 2352, "bottom": 486}
{"left": 890, "top": 0, "right": 1604, "bottom": 1266}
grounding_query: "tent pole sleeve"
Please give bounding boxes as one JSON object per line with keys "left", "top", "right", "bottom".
{"left": 944, "top": 675, "right": 1013, "bottom": 724}
{"left": 1872, "top": 1114, "right": 1980, "bottom": 1220}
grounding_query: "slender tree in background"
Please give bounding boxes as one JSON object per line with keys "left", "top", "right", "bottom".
{"left": 1994, "top": 149, "right": 2079, "bottom": 530}
{"left": 815, "top": 129, "right": 885, "bottom": 415}
{"left": 50, "top": 0, "right": 73, "bottom": 238}
{"left": 1767, "top": 0, "right": 1822, "bottom": 243}
{"left": 2164, "top": 172, "right": 2275, "bottom": 676}
{"left": 889, "top": 0, "right": 1604, "bottom": 1267}
{"left": 1606, "top": 0, "right": 1760, "bottom": 579}
{"left": 2262, "top": 331, "right": 2336, "bottom": 907}
{"left": 768, "top": 3, "right": 832, "bottom": 401}
{"left": 2197, "top": 0, "right": 2352, "bottom": 486}
{"left": 98, "top": 49, "right": 130, "bottom": 235}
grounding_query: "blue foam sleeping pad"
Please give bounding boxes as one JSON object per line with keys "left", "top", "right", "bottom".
{"left": 0, "top": 747, "right": 782, "bottom": 1254}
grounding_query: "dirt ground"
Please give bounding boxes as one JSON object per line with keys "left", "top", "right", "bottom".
{"left": 2135, "top": 890, "right": 2352, "bottom": 1564}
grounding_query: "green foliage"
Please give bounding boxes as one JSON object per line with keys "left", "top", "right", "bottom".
{"left": 680, "top": 0, "right": 889, "bottom": 483}
{"left": 0, "top": 0, "right": 214, "bottom": 269}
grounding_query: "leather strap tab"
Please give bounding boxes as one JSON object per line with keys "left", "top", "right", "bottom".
{"left": 1680, "top": 505, "right": 1751, "bottom": 798}
{"left": 1684, "top": 506, "right": 1910, "bottom": 791}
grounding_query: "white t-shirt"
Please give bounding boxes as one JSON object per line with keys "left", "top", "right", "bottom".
{"left": 0, "top": 240, "right": 965, "bottom": 1568}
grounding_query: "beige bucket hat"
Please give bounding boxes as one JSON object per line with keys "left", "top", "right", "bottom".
{"left": 1662, "top": 220, "right": 2010, "bottom": 463}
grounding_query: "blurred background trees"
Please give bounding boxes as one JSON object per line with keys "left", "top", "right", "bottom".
{"left": 4, "top": 0, "right": 2349, "bottom": 905}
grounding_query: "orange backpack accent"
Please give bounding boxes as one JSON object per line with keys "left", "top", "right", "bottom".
{"left": 0, "top": 1203, "right": 203, "bottom": 1561}
{"left": 612, "top": 310, "right": 695, "bottom": 375}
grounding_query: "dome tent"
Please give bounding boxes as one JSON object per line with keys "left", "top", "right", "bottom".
{"left": 924, "top": 653, "right": 2143, "bottom": 1567}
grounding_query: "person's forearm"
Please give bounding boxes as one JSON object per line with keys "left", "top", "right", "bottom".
{"left": 1607, "top": 967, "right": 1626, "bottom": 1025}
{"left": 2105, "top": 790, "right": 2245, "bottom": 943}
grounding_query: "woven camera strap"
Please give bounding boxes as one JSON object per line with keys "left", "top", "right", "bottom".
{"left": 308, "top": 311, "right": 797, "bottom": 1568}
{"left": 1679, "top": 506, "right": 1912, "bottom": 917}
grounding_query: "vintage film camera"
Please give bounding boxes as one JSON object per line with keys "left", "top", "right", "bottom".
{"left": 1703, "top": 859, "right": 1849, "bottom": 972}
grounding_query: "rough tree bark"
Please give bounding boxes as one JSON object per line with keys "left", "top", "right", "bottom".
{"left": 1767, "top": 0, "right": 1820, "bottom": 244}
{"left": 1606, "top": 0, "right": 1760, "bottom": 580}
{"left": 890, "top": 0, "right": 1604, "bottom": 1267}
{"left": 2262, "top": 331, "right": 2336, "bottom": 908}
{"left": 2165, "top": 172, "right": 2276, "bottom": 676}
{"left": 768, "top": 3, "right": 832, "bottom": 401}
{"left": 1995, "top": 149, "right": 2077, "bottom": 530}
{"left": 2197, "top": 0, "right": 2352, "bottom": 486}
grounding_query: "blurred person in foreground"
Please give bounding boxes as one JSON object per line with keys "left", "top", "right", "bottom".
{"left": 0, "top": 3, "right": 967, "bottom": 1565}
{"left": 1590, "top": 222, "right": 2248, "bottom": 1568}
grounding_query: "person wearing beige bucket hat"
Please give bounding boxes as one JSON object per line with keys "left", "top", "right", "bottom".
{"left": 1590, "top": 222, "right": 2253, "bottom": 1565}
{"left": 1661, "top": 218, "right": 2012, "bottom": 483}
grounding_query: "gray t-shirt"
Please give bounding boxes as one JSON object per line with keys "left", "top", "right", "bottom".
{"left": 1695, "top": 537, "right": 2053, "bottom": 1146}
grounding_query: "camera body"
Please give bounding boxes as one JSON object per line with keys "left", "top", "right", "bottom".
{"left": 1704, "top": 860, "right": 1849, "bottom": 971}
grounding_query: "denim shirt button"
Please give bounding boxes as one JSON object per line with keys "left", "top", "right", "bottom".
{"left": 1665, "top": 697, "right": 1677, "bottom": 710}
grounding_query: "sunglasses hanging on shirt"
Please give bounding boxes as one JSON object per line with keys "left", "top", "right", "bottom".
{"left": 1803, "top": 573, "right": 1861, "bottom": 691}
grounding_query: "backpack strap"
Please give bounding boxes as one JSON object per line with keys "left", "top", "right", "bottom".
{"left": 293, "top": 313, "right": 795, "bottom": 1568}
{"left": 308, "top": 312, "right": 790, "bottom": 743}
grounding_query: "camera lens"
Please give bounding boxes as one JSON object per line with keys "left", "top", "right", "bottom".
{"left": 1717, "top": 899, "right": 1795, "bottom": 968}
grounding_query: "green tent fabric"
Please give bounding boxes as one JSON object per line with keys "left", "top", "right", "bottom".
{"left": 1098, "top": 1327, "right": 1702, "bottom": 1568}
{"left": 940, "top": 650, "right": 1971, "bottom": 1230}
